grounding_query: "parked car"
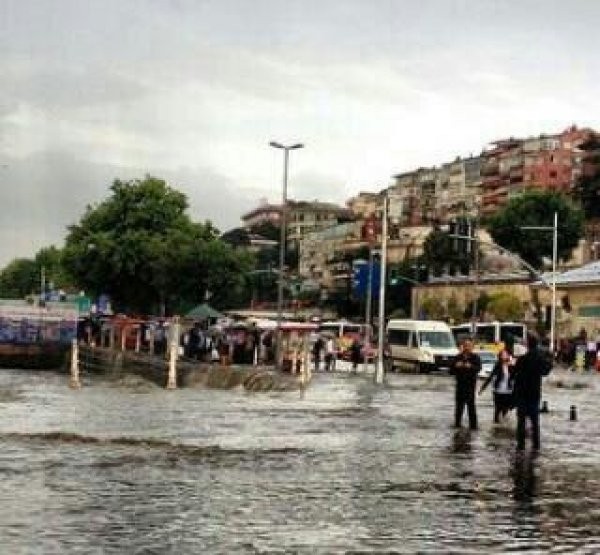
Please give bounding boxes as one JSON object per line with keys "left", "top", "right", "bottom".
{"left": 476, "top": 350, "right": 497, "bottom": 379}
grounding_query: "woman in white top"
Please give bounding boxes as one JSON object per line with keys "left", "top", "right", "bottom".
{"left": 479, "top": 349, "right": 515, "bottom": 423}
{"left": 324, "top": 337, "right": 336, "bottom": 371}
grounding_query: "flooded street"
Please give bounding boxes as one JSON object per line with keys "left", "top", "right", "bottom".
{"left": 0, "top": 369, "right": 599, "bottom": 554}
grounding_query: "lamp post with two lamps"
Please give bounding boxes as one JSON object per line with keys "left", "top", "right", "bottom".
{"left": 521, "top": 212, "right": 559, "bottom": 353}
{"left": 269, "top": 141, "right": 304, "bottom": 369}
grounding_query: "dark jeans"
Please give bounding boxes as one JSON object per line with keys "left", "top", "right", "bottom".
{"left": 455, "top": 387, "right": 477, "bottom": 430}
{"left": 493, "top": 392, "right": 513, "bottom": 423}
{"left": 324, "top": 354, "right": 335, "bottom": 371}
{"left": 517, "top": 402, "right": 540, "bottom": 450}
{"left": 313, "top": 353, "right": 321, "bottom": 371}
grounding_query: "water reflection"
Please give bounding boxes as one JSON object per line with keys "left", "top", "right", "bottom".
{"left": 450, "top": 429, "right": 474, "bottom": 454}
{"left": 512, "top": 452, "right": 539, "bottom": 502}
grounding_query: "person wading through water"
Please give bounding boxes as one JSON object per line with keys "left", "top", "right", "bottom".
{"left": 512, "top": 333, "right": 552, "bottom": 452}
{"left": 450, "top": 337, "right": 481, "bottom": 430}
{"left": 479, "top": 349, "right": 515, "bottom": 424}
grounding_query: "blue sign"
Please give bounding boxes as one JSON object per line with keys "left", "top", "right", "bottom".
{"left": 352, "top": 260, "right": 381, "bottom": 300}
{"left": 97, "top": 294, "right": 111, "bottom": 314}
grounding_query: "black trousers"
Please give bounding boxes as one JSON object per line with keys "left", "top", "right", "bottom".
{"left": 493, "top": 392, "right": 513, "bottom": 423}
{"left": 455, "top": 386, "right": 477, "bottom": 429}
{"left": 517, "top": 402, "right": 540, "bottom": 450}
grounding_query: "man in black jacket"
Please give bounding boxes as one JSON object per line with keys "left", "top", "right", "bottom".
{"left": 512, "top": 333, "right": 552, "bottom": 451}
{"left": 450, "top": 338, "right": 481, "bottom": 430}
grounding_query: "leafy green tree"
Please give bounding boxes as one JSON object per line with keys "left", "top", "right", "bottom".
{"left": 386, "top": 258, "right": 423, "bottom": 317}
{"left": 63, "top": 176, "right": 250, "bottom": 314}
{"left": 573, "top": 174, "right": 600, "bottom": 219}
{"left": 420, "top": 296, "right": 445, "bottom": 320}
{"left": 422, "top": 229, "right": 464, "bottom": 276}
{"left": 249, "top": 220, "right": 280, "bottom": 242}
{"left": 487, "top": 292, "right": 524, "bottom": 321}
{"left": 446, "top": 294, "right": 464, "bottom": 324}
{"left": 220, "top": 227, "right": 251, "bottom": 248}
{"left": 464, "top": 291, "right": 490, "bottom": 320}
{"left": 34, "top": 246, "right": 74, "bottom": 291}
{"left": 0, "top": 258, "right": 39, "bottom": 298}
{"left": 0, "top": 246, "right": 74, "bottom": 299}
{"left": 487, "top": 190, "right": 584, "bottom": 270}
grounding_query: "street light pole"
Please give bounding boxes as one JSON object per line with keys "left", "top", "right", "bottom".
{"left": 269, "top": 141, "right": 304, "bottom": 369}
{"left": 375, "top": 194, "right": 389, "bottom": 384}
{"left": 363, "top": 247, "right": 374, "bottom": 373}
{"left": 520, "top": 212, "right": 558, "bottom": 353}
{"left": 552, "top": 211, "right": 558, "bottom": 353}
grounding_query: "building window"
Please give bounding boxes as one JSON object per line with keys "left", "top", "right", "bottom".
{"left": 550, "top": 170, "right": 557, "bottom": 179}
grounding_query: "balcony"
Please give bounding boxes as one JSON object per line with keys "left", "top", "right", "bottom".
{"left": 480, "top": 161, "right": 499, "bottom": 177}
{"left": 482, "top": 175, "right": 504, "bottom": 188}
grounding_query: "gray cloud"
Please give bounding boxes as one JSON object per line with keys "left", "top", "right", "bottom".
{"left": 0, "top": 151, "right": 262, "bottom": 266}
{"left": 0, "top": 62, "right": 149, "bottom": 112}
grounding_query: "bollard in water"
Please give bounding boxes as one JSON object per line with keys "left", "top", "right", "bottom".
{"left": 166, "top": 317, "right": 179, "bottom": 389}
{"left": 540, "top": 400, "right": 549, "bottom": 413}
{"left": 570, "top": 405, "right": 577, "bottom": 421}
{"left": 69, "top": 338, "right": 81, "bottom": 389}
{"left": 166, "top": 346, "right": 177, "bottom": 389}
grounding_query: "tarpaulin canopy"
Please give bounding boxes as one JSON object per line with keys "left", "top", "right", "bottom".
{"left": 185, "top": 303, "right": 223, "bottom": 320}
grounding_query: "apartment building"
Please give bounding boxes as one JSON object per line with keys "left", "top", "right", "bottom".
{"left": 346, "top": 191, "right": 383, "bottom": 219}
{"left": 243, "top": 199, "right": 352, "bottom": 250}
{"left": 285, "top": 200, "right": 353, "bottom": 249}
{"left": 390, "top": 156, "right": 482, "bottom": 226}
{"left": 481, "top": 126, "right": 600, "bottom": 215}
{"left": 298, "top": 222, "right": 363, "bottom": 291}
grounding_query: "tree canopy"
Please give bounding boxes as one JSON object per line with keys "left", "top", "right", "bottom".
{"left": 487, "top": 190, "right": 584, "bottom": 270}
{"left": 486, "top": 292, "right": 524, "bottom": 321}
{"left": 0, "top": 246, "right": 73, "bottom": 299}
{"left": 573, "top": 174, "right": 600, "bottom": 220}
{"left": 0, "top": 258, "right": 39, "bottom": 298}
{"left": 62, "top": 176, "right": 252, "bottom": 315}
{"left": 422, "top": 229, "right": 466, "bottom": 275}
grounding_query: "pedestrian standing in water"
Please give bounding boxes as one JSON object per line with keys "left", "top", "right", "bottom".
{"left": 350, "top": 337, "right": 362, "bottom": 372}
{"left": 312, "top": 335, "right": 324, "bottom": 371}
{"left": 450, "top": 338, "right": 481, "bottom": 430}
{"left": 324, "top": 335, "right": 336, "bottom": 372}
{"left": 479, "top": 349, "right": 515, "bottom": 424}
{"left": 512, "top": 333, "right": 552, "bottom": 451}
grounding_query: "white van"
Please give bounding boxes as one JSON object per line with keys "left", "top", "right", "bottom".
{"left": 387, "top": 320, "right": 458, "bottom": 373}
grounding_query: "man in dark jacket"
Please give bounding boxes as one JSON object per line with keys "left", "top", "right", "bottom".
{"left": 512, "top": 333, "right": 552, "bottom": 451}
{"left": 450, "top": 338, "right": 481, "bottom": 430}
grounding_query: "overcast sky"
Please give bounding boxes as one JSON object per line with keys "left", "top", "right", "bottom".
{"left": 2, "top": 0, "right": 600, "bottom": 266}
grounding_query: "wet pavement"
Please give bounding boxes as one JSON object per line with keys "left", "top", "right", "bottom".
{"left": 0, "top": 368, "right": 599, "bottom": 553}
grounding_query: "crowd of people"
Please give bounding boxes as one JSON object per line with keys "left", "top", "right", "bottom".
{"left": 451, "top": 334, "right": 552, "bottom": 452}
{"left": 311, "top": 334, "right": 364, "bottom": 372}
{"left": 557, "top": 328, "right": 600, "bottom": 371}
{"left": 181, "top": 322, "right": 276, "bottom": 366}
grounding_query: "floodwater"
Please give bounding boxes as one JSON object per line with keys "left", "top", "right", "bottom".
{"left": 0, "top": 368, "right": 599, "bottom": 554}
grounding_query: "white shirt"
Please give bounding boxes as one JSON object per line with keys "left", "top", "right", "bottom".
{"left": 495, "top": 364, "right": 513, "bottom": 394}
{"left": 326, "top": 339, "right": 336, "bottom": 355}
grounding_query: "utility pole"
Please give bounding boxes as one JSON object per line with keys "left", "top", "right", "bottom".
{"left": 363, "top": 247, "right": 374, "bottom": 373}
{"left": 375, "top": 194, "right": 389, "bottom": 384}
{"left": 269, "top": 141, "right": 304, "bottom": 369}
{"left": 471, "top": 217, "right": 479, "bottom": 321}
{"left": 521, "top": 212, "right": 558, "bottom": 353}
{"left": 552, "top": 212, "right": 558, "bottom": 353}
{"left": 40, "top": 266, "right": 46, "bottom": 304}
